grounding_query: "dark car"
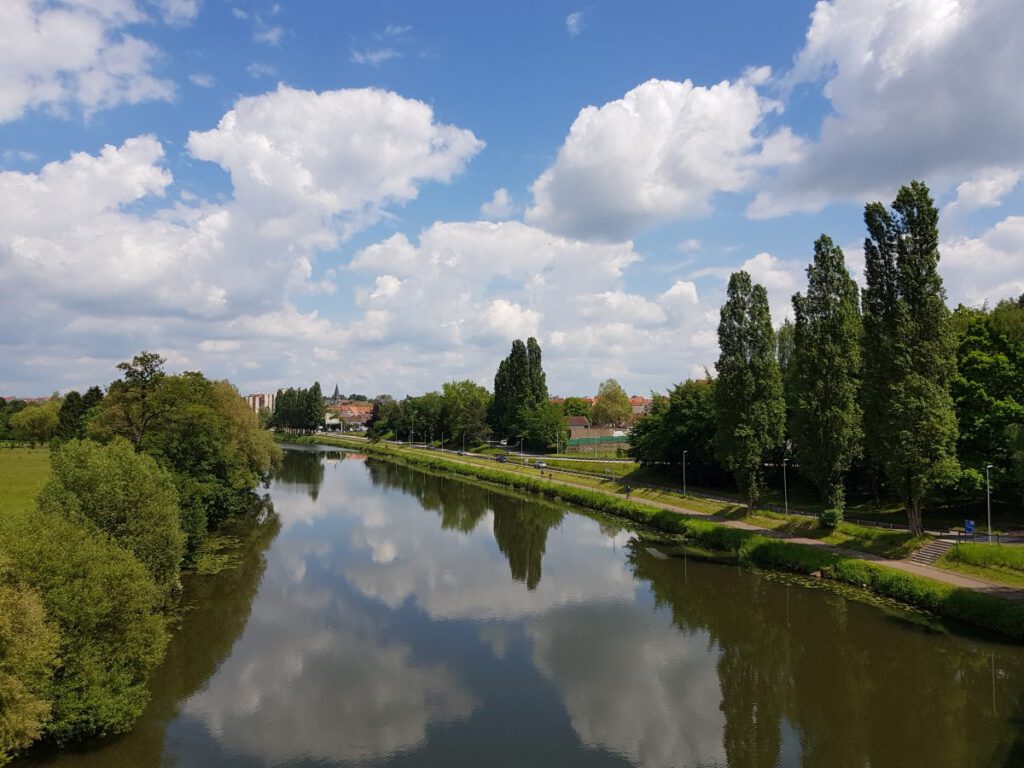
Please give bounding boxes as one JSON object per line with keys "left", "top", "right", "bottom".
{"left": 495, "top": 454, "right": 508, "bottom": 463}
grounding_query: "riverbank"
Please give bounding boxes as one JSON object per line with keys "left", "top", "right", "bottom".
{"left": 286, "top": 433, "right": 1024, "bottom": 640}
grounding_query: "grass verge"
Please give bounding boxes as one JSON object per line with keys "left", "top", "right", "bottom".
{"left": 937, "top": 543, "right": 1024, "bottom": 588}
{"left": 288, "top": 433, "right": 1024, "bottom": 641}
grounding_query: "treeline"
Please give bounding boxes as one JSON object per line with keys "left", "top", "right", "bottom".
{"left": 366, "top": 339, "right": 575, "bottom": 450}
{"left": 0, "top": 353, "right": 280, "bottom": 763}
{"left": 269, "top": 382, "right": 326, "bottom": 431}
{"left": 631, "top": 181, "right": 1024, "bottom": 535}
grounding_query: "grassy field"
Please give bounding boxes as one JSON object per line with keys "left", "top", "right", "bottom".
{"left": 736, "top": 510, "right": 925, "bottom": 558}
{"left": 937, "top": 543, "right": 1024, "bottom": 588}
{"left": 0, "top": 446, "right": 50, "bottom": 515}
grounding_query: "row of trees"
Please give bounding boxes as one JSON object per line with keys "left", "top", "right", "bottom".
{"left": 366, "top": 338, "right": 574, "bottom": 450}
{"left": 270, "top": 383, "right": 326, "bottom": 432}
{"left": 634, "top": 181, "right": 1023, "bottom": 535}
{"left": 0, "top": 353, "right": 281, "bottom": 761}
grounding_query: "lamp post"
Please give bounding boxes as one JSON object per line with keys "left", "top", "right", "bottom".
{"left": 783, "top": 458, "right": 789, "bottom": 516}
{"left": 986, "top": 464, "right": 993, "bottom": 543}
{"left": 462, "top": 433, "right": 466, "bottom": 453}
{"left": 682, "top": 450, "right": 687, "bottom": 496}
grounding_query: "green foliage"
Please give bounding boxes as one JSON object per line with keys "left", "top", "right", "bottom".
{"left": 56, "top": 387, "right": 104, "bottom": 442}
{"left": 862, "top": 181, "right": 959, "bottom": 534}
{"left": 590, "top": 378, "right": 632, "bottom": 426}
{"left": 37, "top": 440, "right": 185, "bottom": 601}
{"left": 950, "top": 300, "right": 1024, "bottom": 505}
{"left": 271, "top": 383, "right": 326, "bottom": 432}
{"left": 517, "top": 400, "right": 567, "bottom": 451}
{"left": 490, "top": 337, "right": 549, "bottom": 437}
{"left": 946, "top": 543, "right": 1024, "bottom": 572}
{"left": 0, "top": 506, "right": 168, "bottom": 744}
{"left": 629, "top": 378, "right": 726, "bottom": 484}
{"left": 0, "top": 558, "right": 60, "bottom": 765}
{"left": 441, "top": 380, "right": 492, "bottom": 446}
{"left": 790, "top": 234, "right": 863, "bottom": 514}
{"left": 715, "top": 271, "right": 786, "bottom": 508}
{"left": 819, "top": 508, "right": 844, "bottom": 528}
{"left": 8, "top": 399, "right": 60, "bottom": 446}
{"left": 89, "top": 351, "right": 168, "bottom": 450}
{"left": 562, "top": 397, "right": 592, "bottom": 419}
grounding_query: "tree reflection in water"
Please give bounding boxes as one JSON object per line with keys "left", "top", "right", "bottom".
{"left": 629, "top": 542, "right": 1024, "bottom": 768}
{"left": 364, "top": 458, "right": 564, "bottom": 590}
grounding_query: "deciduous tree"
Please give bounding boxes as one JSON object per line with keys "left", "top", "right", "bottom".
{"left": 862, "top": 181, "right": 958, "bottom": 535}
{"left": 590, "top": 379, "right": 631, "bottom": 426}
{"left": 790, "top": 235, "right": 863, "bottom": 522}
{"left": 715, "top": 271, "right": 785, "bottom": 509}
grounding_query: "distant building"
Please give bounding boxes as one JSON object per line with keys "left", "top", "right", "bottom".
{"left": 629, "top": 395, "right": 652, "bottom": 419}
{"left": 327, "top": 400, "right": 374, "bottom": 429}
{"left": 245, "top": 392, "right": 276, "bottom": 414}
{"left": 566, "top": 415, "right": 591, "bottom": 430}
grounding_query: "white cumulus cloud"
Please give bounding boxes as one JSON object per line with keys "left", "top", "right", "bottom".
{"left": 750, "top": 0, "right": 1024, "bottom": 217}
{"left": 0, "top": 0, "right": 175, "bottom": 122}
{"left": 526, "top": 74, "right": 803, "bottom": 241}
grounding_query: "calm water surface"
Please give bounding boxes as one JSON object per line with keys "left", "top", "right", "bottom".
{"left": 23, "top": 446, "right": 1024, "bottom": 767}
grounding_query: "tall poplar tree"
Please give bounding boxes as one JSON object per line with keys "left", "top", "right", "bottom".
{"left": 862, "top": 181, "right": 958, "bottom": 536}
{"left": 489, "top": 337, "right": 548, "bottom": 437}
{"left": 791, "top": 235, "right": 863, "bottom": 522}
{"left": 715, "top": 271, "right": 785, "bottom": 509}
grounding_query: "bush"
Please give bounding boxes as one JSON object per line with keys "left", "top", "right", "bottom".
{"left": 819, "top": 507, "right": 844, "bottom": 528}
{"left": 38, "top": 439, "right": 185, "bottom": 601}
{"left": 0, "top": 506, "right": 168, "bottom": 744}
{"left": 0, "top": 559, "right": 60, "bottom": 764}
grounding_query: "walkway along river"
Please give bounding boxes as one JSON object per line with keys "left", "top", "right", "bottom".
{"left": 20, "top": 445, "right": 1024, "bottom": 768}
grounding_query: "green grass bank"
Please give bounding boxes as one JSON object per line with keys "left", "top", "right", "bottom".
{"left": 286, "top": 433, "right": 1024, "bottom": 641}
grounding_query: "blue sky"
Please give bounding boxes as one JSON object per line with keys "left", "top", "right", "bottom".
{"left": 2, "top": 0, "right": 1023, "bottom": 398}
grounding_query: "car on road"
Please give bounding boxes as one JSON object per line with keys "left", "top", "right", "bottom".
{"left": 535, "top": 461, "right": 547, "bottom": 469}
{"left": 457, "top": 450, "right": 467, "bottom": 456}
{"left": 495, "top": 454, "right": 508, "bottom": 463}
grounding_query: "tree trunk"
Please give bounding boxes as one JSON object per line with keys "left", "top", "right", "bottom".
{"left": 906, "top": 497, "right": 924, "bottom": 537}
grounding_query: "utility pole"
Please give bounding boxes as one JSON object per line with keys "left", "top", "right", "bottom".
{"left": 986, "top": 464, "right": 993, "bottom": 543}
{"left": 682, "top": 450, "right": 687, "bottom": 496}
{"left": 783, "top": 458, "right": 789, "bottom": 515}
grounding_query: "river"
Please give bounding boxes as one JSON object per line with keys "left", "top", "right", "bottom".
{"left": 22, "top": 445, "right": 1024, "bottom": 767}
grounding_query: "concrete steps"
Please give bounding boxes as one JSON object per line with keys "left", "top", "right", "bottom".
{"left": 907, "top": 538, "right": 955, "bottom": 566}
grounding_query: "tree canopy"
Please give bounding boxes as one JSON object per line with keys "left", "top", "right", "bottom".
{"left": 862, "top": 181, "right": 959, "bottom": 535}
{"left": 790, "top": 235, "right": 863, "bottom": 521}
{"left": 590, "top": 379, "right": 631, "bottom": 426}
{"left": 714, "top": 271, "right": 785, "bottom": 508}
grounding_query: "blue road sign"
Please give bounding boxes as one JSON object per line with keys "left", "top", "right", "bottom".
{"left": 965, "top": 519, "right": 975, "bottom": 535}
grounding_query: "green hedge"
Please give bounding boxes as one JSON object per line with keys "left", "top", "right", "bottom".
{"left": 291, "top": 435, "right": 1024, "bottom": 640}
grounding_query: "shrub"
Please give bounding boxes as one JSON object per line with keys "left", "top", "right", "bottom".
{"left": 0, "top": 506, "right": 168, "bottom": 743}
{"left": 0, "top": 558, "right": 60, "bottom": 764}
{"left": 819, "top": 507, "right": 844, "bottom": 528}
{"left": 38, "top": 439, "right": 185, "bottom": 600}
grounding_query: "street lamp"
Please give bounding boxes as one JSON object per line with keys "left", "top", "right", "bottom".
{"left": 986, "top": 464, "right": 993, "bottom": 543}
{"left": 782, "top": 458, "right": 789, "bottom": 516}
{"left": 682, "top": 450, "right": 688, "bottom": 496}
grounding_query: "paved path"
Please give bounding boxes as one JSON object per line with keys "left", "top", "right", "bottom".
{"left": 323, "top": 436, "right": 1024, "bottom": 602}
